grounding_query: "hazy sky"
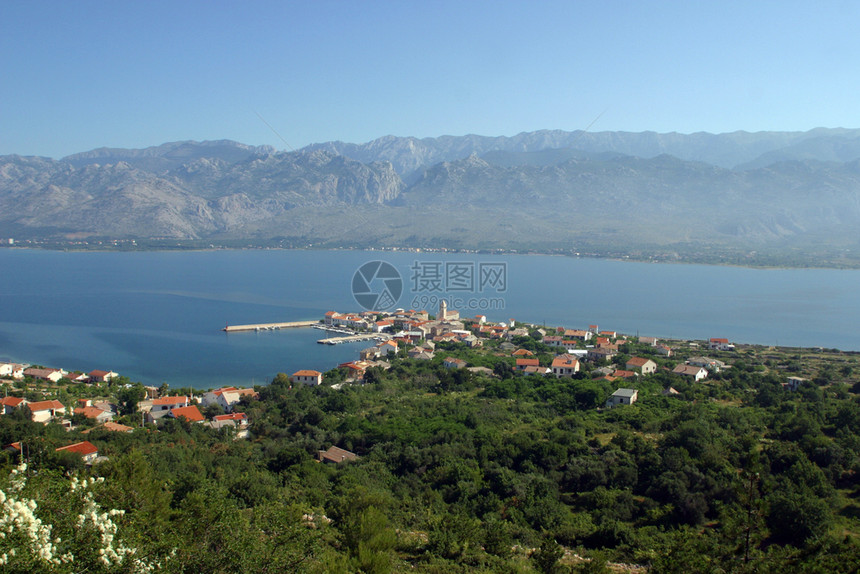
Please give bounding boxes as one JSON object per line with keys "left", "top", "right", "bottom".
{"left": 2, "top": 1, "right": 858, "bottom": 159}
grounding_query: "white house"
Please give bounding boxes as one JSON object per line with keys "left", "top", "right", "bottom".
{"left": 213, "top": 412, "right": 249, "bottom": 427}
{"left": 551, "top": 355, "right": 580, "bottom": 378}
{"left": 0, "top": 396, "right": 26, "bottom": 415}
{"left": 201, "top": 387, "right": 258, "bottom": 411}
{"left": 564, "top": 329, "right": 593, "bottom": 342}
{"left": 56, "top": 441, "right": 99, "bottom": 464}
{"left": 606, "top": 388, "right": 638, "bottom": 407}
{"left": 626, "top": 357, "right": 657, "bottom": 375}
{"left": 150, "top": 396, "right": 190, "bottom": 412}
{"left": 516, "top": 358, "right": 540, "bottom": 371}
{"left": 74, "top": 406, "right": 114, "bottom": 423}
{"left": 587, "top": 348, "right": 618, "bottom": 362}
{"left": 0, "top": 363, "right": 25, "bottom": 379}
{"left": 709, "top": 338, "right": 736, "bottom": 351}
{"left": 23, "top": 368, "right": 65, "bottom": 383}
{"left": 687, "top": 357, "right": 727, "bottom": 372}
{"left": 290, "top": 370, "right": 323, "bottom": 386}
{"left": 88, "top": 370, "right": 118, "bottom": 383}
{"left": 673, "top": 364, "right": 708, "bottom": 381}
{"left": 27, "top": 400, "right": 66, "bottom": 423}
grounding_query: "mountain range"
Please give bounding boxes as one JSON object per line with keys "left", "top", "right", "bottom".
{"left": 3, "top": 128, "right": 860, "bottom": 266}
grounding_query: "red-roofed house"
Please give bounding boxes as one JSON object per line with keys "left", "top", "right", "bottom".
{"left": 74, "top": 406, "right": 114, "bottom": 423}
{"left": 522, "top": 365, "right": 550, "bottom": 375}
{"left": 1, "top": 396, "right": 27, "bottom": 415}
{"left": 443, "top": 357, "right": 467, "bottom": 369}
{"left": 656, "top": 345, "right": 673, "bottom": 357}
{"left": 27, "top": 400, "right": 66, "bottom": 423}
{"left": 83, "top": 421, "right": 134, "bottom": 433}
{"left": 291, "top": 370, "right": 323, "bottom": 386}
{"left": 56, "top": 441, "right": 99, "bottom": 463}
{"left": 169, "top": 405, "right": 205, "bottom": 423}
{"left": 339, "top": 361, "right": 369, "bottom": 380}
{"left": 373, "top": 319, "right": 394, "bottom": 332}
{"left": 377, "top": 340, "right": 398, "bottom": 354}
{"left": 151, "top": 395, "right": 190, "bottom": 412}
{"left": 515, "top": 358, "right": 540, "bottom": 371}
{"left": 551, "top": 355, "right": 580, "bottom": 378}
{"left": 324, "top": 311, "right": 343, "bottom": 325}
{"left": 408, "top": 348, "right": 435, "bottom": 360}
{"left": 214, "top": 412, "right": 249, "bottom": 426}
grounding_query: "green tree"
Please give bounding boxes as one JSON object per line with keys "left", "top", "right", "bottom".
{"left": 116, "top": 382, "right": 147, "bottom": 415}
{"left": 766, "top": 489, "right": 832, "bottom": 547}
{"left": 342, "top": 506, "right": 396, "bottom": 574}
{"left": 532, "top": 534, "right": 564, "bottom": 574}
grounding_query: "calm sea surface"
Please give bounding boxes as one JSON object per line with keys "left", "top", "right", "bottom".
{"left": 1, "top": 249, "right": 859, "bottom": 388}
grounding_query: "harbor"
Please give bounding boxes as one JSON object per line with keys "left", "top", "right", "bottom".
{"left": 222, "top": 320, "right": 319, "bottom": 333}
{"left": 223, "top": 318, "right": 391, "bottom": 345}
{"left": 317, "top": 333, "right": 393, "bottom": 345}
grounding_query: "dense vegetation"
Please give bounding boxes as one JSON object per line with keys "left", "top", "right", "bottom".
{"left": 2, "top": 339, "right": 860, "bottom": 573}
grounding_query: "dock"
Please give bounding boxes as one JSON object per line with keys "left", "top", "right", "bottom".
{"left": 317, "top": 333, "right": 392, "bottom": 345}
{"left": 223, "top": 320, "right": 319, "bottom": 333}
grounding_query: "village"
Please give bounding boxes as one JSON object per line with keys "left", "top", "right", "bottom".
{"left": 0, "top": 298, "right": 814, "bottom": 466}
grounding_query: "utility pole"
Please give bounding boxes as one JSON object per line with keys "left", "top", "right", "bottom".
{"left": 743, "top": 471, "right": 759, "bottom": 564}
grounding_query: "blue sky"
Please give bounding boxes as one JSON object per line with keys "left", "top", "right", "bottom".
{"left": 2, "top": 1, "right": 859, "bottom": 159}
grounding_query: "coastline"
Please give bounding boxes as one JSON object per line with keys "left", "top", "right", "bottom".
{"left": 2, "top": 243, "right": 860, "bottom": 271}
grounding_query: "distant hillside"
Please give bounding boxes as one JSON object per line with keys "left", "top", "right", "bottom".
{"left": 0, "top": 148, "right": 403, "bottom": 239}
{"left": 63, "top": 140, "right": 276, "bottom": 172}
{"left": 3, "top": 129, "right": 860, "bottom": 266}
{"left": 301, "top": 127, "right": 860, "bottom": 178}
{"left": 735, "top": 134, "right": 860, "bottom": 170}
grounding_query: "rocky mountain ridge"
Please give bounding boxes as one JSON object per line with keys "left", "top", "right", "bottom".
{"left": 2, "top": 129, "right": 860, "bottom": 265}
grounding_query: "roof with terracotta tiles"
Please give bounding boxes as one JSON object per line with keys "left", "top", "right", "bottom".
{"left": 169, "top": 405, "right": 204, "bottom": 422}
{"left": 56, "top": 441, "right": 98, "bottom": 457}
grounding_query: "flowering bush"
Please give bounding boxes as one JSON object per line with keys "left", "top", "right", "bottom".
{"left": 0, "top": 463, "right": 159, "bottom": 573}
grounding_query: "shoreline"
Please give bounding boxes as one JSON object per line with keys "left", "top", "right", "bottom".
{"left": 2, "top": 244, "right": 860, "bottom": 271}
{"left": 4, "top": 331, "right": 860, "bottom": 394}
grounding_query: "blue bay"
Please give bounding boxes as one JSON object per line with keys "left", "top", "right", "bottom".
{"left": 1, "top": 249, "right": 859, "bottom": 388}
